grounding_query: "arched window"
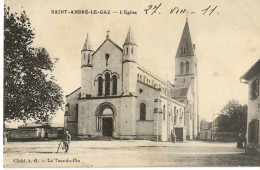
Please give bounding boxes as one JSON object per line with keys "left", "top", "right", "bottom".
{"left": 140, "top": 75, "right": 142, "bottom": 81}
{"left": 183, "top": 43, "right": 186, "bottom": 54}
{"left": 87, "top": 54, "right": 90, "bottom": 64}
{"left": 98, "top": 77, "right": 103, "bottom": 96}
{"left": 140, "top": 103, "right": 146, "bottom": 120}
{"left": 126, "top": 47, "right": 128, "bottom": 55}
{"left": 105, "top": 73, "right": 110, "bottom": 95}
{"left": 186, "top": 61, "right": 189, "bottom": 74}
{"left": 131, "top": 47, "right": 133, "bottom": 54}
{"left": 105, "top": 53, "right": 110, "bottom": 66}
{"left": 163, "top": 105, "right": 166, "bottom": 121}
{"left": 112, "top": 75, "right": 117, "bottom": 95}
{"left": 180, "top": 62, "right": 184, "bottom": 74}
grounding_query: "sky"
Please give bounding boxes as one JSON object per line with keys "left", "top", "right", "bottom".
{"left": 4, "top": 0, "right": 260, "bottom": 126}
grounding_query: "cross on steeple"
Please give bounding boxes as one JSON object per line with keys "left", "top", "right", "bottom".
{"left": 106, "top": 30, "right": 110, "bottom": 38}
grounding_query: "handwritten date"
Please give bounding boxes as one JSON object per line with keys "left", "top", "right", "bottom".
{"left": 144, "top": 4, "right": 219, "bottom": 16}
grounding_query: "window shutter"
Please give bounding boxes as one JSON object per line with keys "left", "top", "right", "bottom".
{"left": 250, "top": 84, "right": 252, "bottom": 100}
{"left": 248, "top": 119, "right": 259, "bottom": 143}
{"left": 256, "top": 79, "right": 259, "bottom": 99}
{"left": 255, "top": 120, "right": 259, "bottom": 144}
{"left": 248, "top": 121, "right": 253, "bottom": 143}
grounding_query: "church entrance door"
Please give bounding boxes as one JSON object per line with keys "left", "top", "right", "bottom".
{"left": 102, "top": 117, "right": 113, "bottom": 136}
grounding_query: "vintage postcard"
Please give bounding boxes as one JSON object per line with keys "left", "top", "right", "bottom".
{"left": 3, "top": 0, "right": 260, "bottom": 168}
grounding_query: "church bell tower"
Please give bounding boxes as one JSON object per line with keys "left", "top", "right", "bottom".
{"left": 174, "top": 19, "right": 199, "bottom": 138}
{"left": 81, "top": 33, "right": 93, "bottom": 98}
{"left": 122, "top": 27, "right": 138, "bottom": 95}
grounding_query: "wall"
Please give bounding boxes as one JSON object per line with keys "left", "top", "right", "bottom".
{"left": 8, "top": 129, "right": 38, "bottom": 141}
{"left": 136, "top": 121, "right": 153, "bottom": 139}
{"left": 65, "top": 88, "right": 80, "bottom": 137}
{"left": 159, "top": 93, "right": 186, "bottom": 141}
{"left": 200, "top": 131, "right": 238, "bottom": 141}
{"left": 136, "top": 82, "right": 158, "bottom": 121}
{"left": 137, "top": 65, "right": 168, "bottom": 96}
{"left": 77, "top": 97, "right": 123, "bottom": 138}
{"left": 160, "top": 96, "right": 169, "bottom": 141}
{"left": 183, "top": 100, "right": 193, "bottom": 139}
{"left": 76, "top": 79, "right": 185, "bottom": 141}
{"left": 119, "top": 97, "right": 137, "bottom": 139}
{"left": 247, "top": 73, "right": 260, "bottom": 156}
{"left": 213, "top": 132, "right": 238, "bottom": 141}
{"left": 46, "top": 129, "right": 59, "bottom": 139}
{"left": 122, "top": 61, "right": 137, "bottom": 94}
{"left": 92, "top": 39, "right": 123, "bottom": 97}
{"left": 7, "top": 128, "right": 63, "bottom": 141}
{"left": 200, "top": 129, "right": 212, "bottom": 140}
{"left": 135, "top": 82, "right": 159, "bottom": 139}
{"left": 175, "top": 54, "right": 199, "bottom": 139}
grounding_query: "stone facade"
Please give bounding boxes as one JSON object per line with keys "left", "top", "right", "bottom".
{"left": 240, "top": 59, "right": 260, "bottom": 156}
{"left": 64, "top": 20, "right": 199, "bottom": 141}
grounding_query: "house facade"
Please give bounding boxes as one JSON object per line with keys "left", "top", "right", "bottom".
{"left": 240, "top": 59, "right": 260, "bottom": 156}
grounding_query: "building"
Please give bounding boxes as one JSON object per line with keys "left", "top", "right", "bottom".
{"left": 240, "top": 59, "right": 260, "bottom": 156}
{"left": 200, "top": 120, "right": 212, "bottom": 140}
{"left": 64, "top": 20, "right": 199, "bottom": 141}
{"left": 171, "top": 20, "right": 199, "bottom": 139}
{"left": 7, "top": 123, "right": 64, "bottom": 141}
{"left": 199, "top": 116, "right": 237, "bottom": 141}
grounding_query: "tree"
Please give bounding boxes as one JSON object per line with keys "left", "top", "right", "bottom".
{"left": 217, "top": 99, "right": 247, "bottom": 134}
{"left": 4, "top": 6, "right": 64, "bottom": 123}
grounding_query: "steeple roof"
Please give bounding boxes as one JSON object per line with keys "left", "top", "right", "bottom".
{"left": 82, "top": 33, "right": 93, "bottom": 51}
{"left": 124, "top": 27, "right": 136, "bottom": 45}
{"left": 175, "top": 20, "right": 194, "bottom": 58}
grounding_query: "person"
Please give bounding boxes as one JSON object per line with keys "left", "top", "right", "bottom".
{"left": 243, "top": 134, "right": 247, "bottom": 148}
{"left": 63, "top": 131, "right": 71, "bottom": 152}
{"left": 171, "top": 132, "right": 176, "bottom": 143}
{"left": 171, "top": 131, "right": 174, "bottom": 142}
{"left": 237, "top": 133, "right": 243, "bottom": 148}
{"left": 45, "top": 131, "right": 48, "bottom": 139}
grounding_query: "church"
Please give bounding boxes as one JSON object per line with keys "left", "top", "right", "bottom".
{"left": 64, "top": 20, "right": 199, "bottom": 141}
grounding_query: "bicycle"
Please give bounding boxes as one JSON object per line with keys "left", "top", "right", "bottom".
{"left": 56, "top": 140, "right": 65, "bottom": 153}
